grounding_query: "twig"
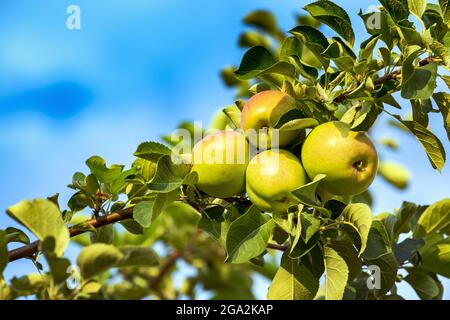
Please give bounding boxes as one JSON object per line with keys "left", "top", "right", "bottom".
{"left": 267, "top": 243, "right": 288, "bottom": 251}
{"left": 7, "top": 207, "right": 134, "bottom": 262}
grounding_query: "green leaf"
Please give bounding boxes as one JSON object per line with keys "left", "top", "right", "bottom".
{"left": 133, "top": 190, "right": 180, "bottom": 227}
{"left": 392, "top": 116, "right": 446, "bottom": 171}
{"left": 394, "top": 238, "right": 424, "bottom": 264}
{"left": 243, "top": 10, "right": 281, "bottom": 39}
{"left": 90, "top": 225, "right": 114, "bottom": 244}
{"left": 0, "top": 230, "right": 8, "bottom": 274}
{"left": 44, "top": 252, "right": 71, "bottom": 284}
{"left": 323, "top": 246, "right": 349, "bottom": 300}
{"left": 401, "top": 63, "right": 438, "bottom": 100}
{"left": 291, "top": 174, "right": 326, "bottom": 207}
{"left": 119, "top": 219, "right": 144, "bottom": 235}
{"left": 364, "top": 252, "right": 398, "bottom": 295}
{"left": 359, "top": 9, "right": 397, "bottom": 48}
{"left": 6, "top": 199, "right": 69, "bottom": 256}
{"left": 117, "top": 246, "right": 160, "bottom": 267}
{"left": 5, "top": 227, "right": 30, "bottom": 245}
{"left": 290, "top": 25, "right": 330, "bottom": 69}
{"left": 378, "top": 161, "right": 411, "bottom": 189}
{"left": 359, "top": 34, "right": 381, "bottom": 61}
{"left": 301, "top": 213, "right": 321, "bottom": 243}
{"left": 198, "top": 215, "right": 231, "bottom": 248}
{"left": 393, "top": 201, "right": 419, "bottom": 237}
{"left": 420, "top": 238, "right": 450, "bottom": 277}
{"left": 440, "top": 0, "right": 450, "bottom": 23}
{"left": 413, "top": 199, "right": 450, "bottom": 238}
{"left": 327, "top": 235, "right": 362, "bottom": 281}
{"left": 280, "top": 36, "right": 302, "bottom": 60}
{"left": 10, "top": 274, "right": 49, "bottom": 296}
{"left": 238, "top": 31, "right": 271, "bottom": 48}
{"left": 222, "top": 104, "right": 241, "bottom": 129}
{"left": 304, "top": 1, "right": 355, "bottom": 45}
{"left": 433, "top": 92, "right": 450, "bottom": 141}
{"left": 226, "top": 206, "right": 276, "bottom": 264}
{"left": 404, "top": 268, "right": 441, "bottom": 299}
{"left": 147, "top": 155, "right": 188, "bottom": 193}
{"left": 134, "top": 141, "right": 171, "bottom": 162}
{"left": 235, "top": 46, "right": 276, "bottom": 80}
{"left": 273, "top": 109, "right": 319, "bottom": 131}
{"left": 379, "top": 0, "right": 410, "bottom": 23}
{"left": 267, "top": 251, "right": 319, "bottom": 300}
{"left": 407, "top": 0, "right": 427, "bottom": 18}
{"left": 77, "top": 243, "right": 124, "bottom": 278}
{"left": 342, "top": 203, "right": 372, "bottom": 255}
{"left": 362, "top": 220, "right": 392, "bottom": 260}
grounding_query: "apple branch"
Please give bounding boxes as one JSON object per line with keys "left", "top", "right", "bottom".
{"left": 7, "top": 207, "right": 134, "bottom": 262}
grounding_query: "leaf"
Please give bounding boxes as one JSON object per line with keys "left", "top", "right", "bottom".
{"left": 304, "top": 1, "right": 355, "bottom": 45}
{"left": 413, "top": 199, "right": 450, "bottom": 238}
{"left": 379, "top": 0, "right": 410, "bottom": 23}
{"left": 90, "top": 225, "right": 114, "bottom": 244}
{"left": 392, "top": 116, "right": 446, "bottom": 171}
{"left": 362, "top": 220, "right": 392, "bottom": 260}
{"left": 280, "top": 36, "right": 302, "bottom": 60}
{"left": 226, "top": 206, "right": 276, "bottom": 264}
{"left": 433, "top": 92, "right": 450, "bottom": 141}
{"left": 401, "top": 62, "right": 438, "bottom": 100}
{"left": 420, "top": 238, "right": 450, "bottom": 277}
{"left": 301, "top": 213, "right": 321, "bottom": 243}
{"left": 407, "top": 0, "right": 427, "bottom": 18}
{"left": 327, "top": 235, "right": 362, "bottom": 281}
{"left": 273, "top": 109, "right": 319, "bottom": 131}
{"left": 134, "top": 141, "right": 171, "bottom": 162}
{"left": 342, "top": 203, "right": 372, "bottom": 255}
{"left": 147, "top": 155, "right": 188, "bottom": 193}
{"left": 378, "top": 161, "right": 411, "bottom": 189}
{"left": 440, "top": 0, "right": 450, "bottom": 23}
{"left": 267, "top": 251, "right": 319, "bottom": 300}
{"left": 243, "top": 10, "right": 281, "bottom": 38}
{"left": 44, "top": 253, "right": 71, "bottom": 284}
{"left": 6, "top": 199, "right": 69, "bottom": 256}
{"left": 119, "top": 219, "right": 144, "bottom": 235}
{"left": 222, "top": 104, "right": 241, "bottom": 129}
{"left": 364, "top": 252, "right": 398, "bottom": 295}
{"left": 323, "top": 246, "right": 349, "bottom": 300}
{"left": 77, "top": 243, "right": 124, "bottom": 278}
{"left": 238, "top": 31, "right": 271, "bottom": 48}
{"left": 235, "top": 46, "right": 276, "bottom": 80}
{"left": 359, "top": 34, "right": 381, "bottom": 61}
{"left": 393, "top": 238, "right": 425, "bottom": 264}
{"left": 5, "top": 227, "right": 30, "bottom": 245}
{"left": 10, "top": 274, "right": 49, "bottom": 296}
{"left": 393, "top": 201, "right": 419, "bottom": 237}
{"left": 0, "top": 230, "right": 8, "bottom": 274}
{"left": 117, "top": 246, "right": 160, "bottom": 267}
{"left": 290, "top": 25, "right": 330, "bottom": 69}
{"left": 404, "top": 268, "right": 440, "bottom": 299}
{"left": 133, "top": 190, "right": 180, "bottom": 227}
{"left": 291, "top": 174, "right": 326, "bottom": 207}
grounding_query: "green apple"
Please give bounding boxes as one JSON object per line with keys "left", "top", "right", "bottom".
{"left": 246, "top": 149, "right": 308, "bottom": 213}
{"left": 241, "top": 90, "right": 301, "bottom": 149}
{"left": 301, "top": 121, "right": 378, "bottom": 196}
{"left": 192, "top": 130, "right": 249, "bottom": 198}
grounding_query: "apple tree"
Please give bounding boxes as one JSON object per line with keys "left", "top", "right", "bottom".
{"left": 1, "top": 0, "right": 450, "bottom": 300}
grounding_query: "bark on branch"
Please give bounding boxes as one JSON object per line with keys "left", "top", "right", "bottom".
{"left": 7, "top": 207, "right": 134, "bottom": 262}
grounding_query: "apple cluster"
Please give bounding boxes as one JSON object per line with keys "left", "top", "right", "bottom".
{"left": 191, "top": 90, "right": 378, "bottom": 213}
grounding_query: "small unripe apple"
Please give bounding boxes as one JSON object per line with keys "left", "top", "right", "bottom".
{"left": 192, "top": 130, "right": 249, "bottom": 198}
{"left": 301, "top": 121, "right": 378, "bottom": 196}
{"left": 241, "top": 90, "right": 300, "bottom": 149}
{"left": 246, "top": 149, "right": 308, "bottom": 213}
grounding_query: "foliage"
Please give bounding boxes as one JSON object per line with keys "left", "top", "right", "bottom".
{"left": 1, "top": 0, "right": 450, "bottom": 300}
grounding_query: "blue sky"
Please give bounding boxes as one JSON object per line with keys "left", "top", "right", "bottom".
{"left": 0, "top": 0, "right": 448, "bottom": 299}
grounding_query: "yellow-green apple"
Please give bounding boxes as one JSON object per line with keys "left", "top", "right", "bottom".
{"left": 192, "top": 130, "right": 249, "bottom": 198}
{"left": 246, "top": 149, "right": 308, "bottom": 213}
{"left": 241, "top": 90, "right": 301, "bottom": 149}
{"left": 301, "top": 121, "right": 378, "bottom": 196}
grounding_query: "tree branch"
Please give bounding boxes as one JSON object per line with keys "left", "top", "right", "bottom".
{"left": 334, "top": 57, "right": 434, "bottom": 103}
{"left": 267, "top": 243, "right": 288, "bottom": 251}
{"left": 7, "top": 207, "right": 134, "bottom": 262}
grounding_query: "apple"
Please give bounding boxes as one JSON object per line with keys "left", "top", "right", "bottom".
{"left": 301, "top": 121, "right": 378, "bottom": 196}
{"left": 241, "top": 90, "right": 301, "bottom": 149}
{"left": 191, "top": 130, "right": 249, "bottom": 198}
{"left": 246, "top": 149, "right": 308, "bottom": 213}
